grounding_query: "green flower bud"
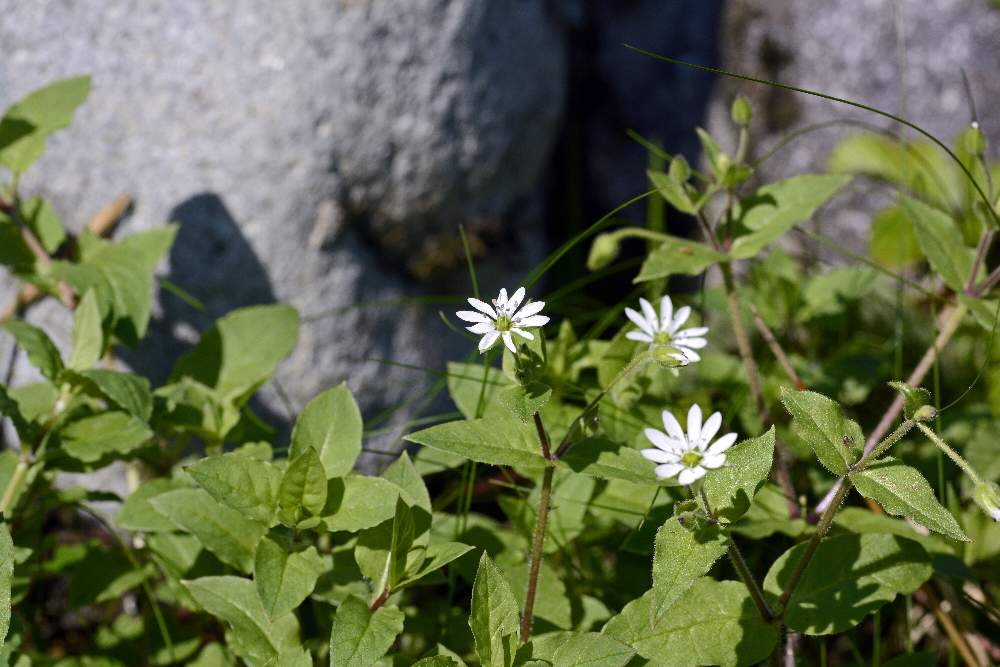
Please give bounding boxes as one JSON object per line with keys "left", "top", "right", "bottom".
{"left": 912, "top": 405, "right": 937, "bottom": 423}
{"left": 731, "top": 95, "right": 753, "bottom": 127}
{"left": 587, "top": 233, "right": 621, "bottom": 271}
{"left": 974, "top": 481, "right": 1000, "bottom": 522}
{"left": 652, "top": 345, "right": 688, "bottom": 368}
{"left": 961, "top": 122, "right": 987, "bottom": 157}
{"left": 669, "top": 155, "right": 691, "bottom": 183}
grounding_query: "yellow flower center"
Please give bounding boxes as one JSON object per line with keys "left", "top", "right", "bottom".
{"left": 495, "top": 314, "right": 513, "bottom": 332}
{"left": 680, "top": 450, "right": 702, "bottom": 468}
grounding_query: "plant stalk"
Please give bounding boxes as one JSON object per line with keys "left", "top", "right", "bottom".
{"left": 533, "top": 412, "right": 552, "bottom": 460}
{"left": 728, "top": 539, "right": 774, "bottom": 622}
{"left": 915, "top": 423, "right": 980, "bottom": 484}
{"left": 0, "top": 454, "right": 30, "bottom": 517}
{"left": 520, "top": 464, "right": 554, "bottom": 642}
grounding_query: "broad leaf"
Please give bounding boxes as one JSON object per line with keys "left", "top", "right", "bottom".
{"left": 3, "top": 320, "right": 63, "bottom": 380}
{"left": 183, "top": 576, "right": 283, "bottom": 666}
{"left": 497, "top": 382, "right": 551, "bottom": 424}
{"left": 354, "top": 499, "right": 417, "bottom": 593}
{"left": 0, "top": 523, "right": 12, "bottom": 646}
{"left": 329, "top": 594, "right": 405, "bottom": 667}
{"left": 702, "top": 427, "right": 775, "bottom": 522}
{"left": 730, "top": 174, "right": 851, "bottom": 259}
{"left": 397, "top": 541, "right": 474, "bottom": 588}
{"left": 557, "top": 438, "right": 658, "bottom": 485}
{"left": 870, "top": 205, "right": 922, "bottom": 268}
{"left": 187, "top": 452, "right": 282, "bottom": 524}
{"left": 117, "top": 478, "right": 189, "bottom": 533}
{"left": 603, "top": 579, "right": 777, "bottom": 667}
{"left": 523, "top": 631, "right": 635, "bottom": 667}
{"left": 253, "top": 537, "right": 324, "bottom": 619}
{"left": 902, "top": 196, "right": 974, "bottom": 291}
{"left": 278, "top": 447, "right": 328, "bottom": 524}
{"left": 469, "top": 553, "right": 520, "bottom": 667}
{"left": 59, "top": 412, "right": 152, "bottom": 463}
{"left": 851, "top": 457, "right": 968, "bottom": 541}
{"left": 635, "top": 235, "right": 727, "bottom": 282}
{"left": 413, "top": 658, "right": 461, "bottom": 667}
{"left": 650, "top": 517, "right": 729, "bottom": 624}
{"left": 150, "top": 489, "right": 267, "bottom": 573}
{"left": 648, "top": 169, "right": 697, "bottom": 215}
{"left": 20, "top": 197, "right": 66, "bottom": 255}
{"left": 290, "top": 384, "right": 362, "bottom": 478}
{"left": 405, "top": 417, "right": 549, "bottom": 470}
{"left": 69, "top": 369, "right": 153, "bottom": 421}
{"left": 68, "top": 289, "right": 103, "bottom": 370}
{"left": 779, "top": 387, "right": 860, "bottom": 475}
{"left": 321, "top": 476, "right": 407, "bottom": 533}
{"left": 764, "top": 533, "right": 932, "bottom": 635}
{"left": 446, "top": 362, "right": 510, "bottom": 420}
{"left": 0, "top": 76, "right": 91, "bottom": 173}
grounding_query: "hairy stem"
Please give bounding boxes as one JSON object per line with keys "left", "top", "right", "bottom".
{"left": 916, "top": 423, "right": 980, "bottom": 484}
{"left": 728, "top": 539, "right": 774, "bottom": 622}
{"left": 858, "top": 418, "right": 917, "bottom": 467}
{"left": 520, "top": 465, "right": 554, "bottom": 642}
{"left": 533, "top": 412, "right": 552, "bottom": 460}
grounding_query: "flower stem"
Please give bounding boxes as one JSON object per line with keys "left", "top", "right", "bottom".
{"left": 858, "top": 418, "right": 917, "bottom": 468}
{"left": 520, "top": 464, "right": 554, "bottom": 642}
{"left": 533, "top": 412, "right": 552, "bottom": 460}
{"left": 728, "top": 539, "right": 774, "bottom": 622}
{"left": 915, "top": 423, "right": 981, "bottom": 485}
{"left": 0, "top": 454, "right": 30, "bottom": 517}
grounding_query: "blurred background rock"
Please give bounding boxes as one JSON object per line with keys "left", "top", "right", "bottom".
{"left": 1, "top": 0, "right": 997, "bottom": 466}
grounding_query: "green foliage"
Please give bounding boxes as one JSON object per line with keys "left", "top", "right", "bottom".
{"left": 330, "top": 594, "right": 405, "bottom": 667}
{"left": 650, "top": 517, "right": 729, "bottom": 624}
{"left": 290, "top": 383, "right": 362, "bottom": 478}
{"left": 0, "top": 76, "right": 91, "bottom": 174}
{"left": 701, "top": 428, "right": 775, "bottom": 522}
{"left": 469, "top": 553, "right": 520, "bottom": 667}
{"left": 0, "top": 523, "right": 11, "bottom": 646}
{"left": 187, "top": 451, "right": 282, "bottom": 524}
{"left": 780, "top": 388, "right": 862, "bottom": 475}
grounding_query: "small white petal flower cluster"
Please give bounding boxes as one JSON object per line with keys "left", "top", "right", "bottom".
{"left": 624, "top": 296, "right": 708, "bottom": 365}
{"left": 641, "top": 404, "right": 737, "bottom": 485}
{"left": 456, "top": 287, "right": 550, "bottom": 354}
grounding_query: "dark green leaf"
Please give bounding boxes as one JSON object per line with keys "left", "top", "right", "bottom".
{"left": 278, "top": 447, "right": 328, "bottom": 525}
{"left": 183, "top": 576, "right": 283, "bottom": 666}
{"left": 187, "top": 452, "right": 281, "bottom": 524}
{"left": 289, "top": 383, "right": 362, "bottom": 478}
{"left": 329, "top": 594, "right": 405, "bottom": 667}
{"left": 779, "top": 387, "right": 860, "bottom": 475}
{"left": 69, "top": 369, "right": 152, "bottom": 421}
{"left": 253, "top": 537, "right": 324, "bottom": 619}
{"left": 59, "top": 412, "right": 152, "bottom": 463}
{"left": 4, "top": 320, "right": 63, "bottom": 379}
{"left": 469, "top": 553, "right": 519, "bottom": 667}
{"left": 405, "top": 417, "right": 549, "bottom": 470}
{"left": 397, "top": 541, "right": 474, "bottom": 588}
{"left": 557, "top": 438, "right": 658, "bottom": 485}
{"left": 650, "top": 517, "right": 729, "bottom": 624}
{"left": 702, "top": 427, "right": 775, "bottom": 522}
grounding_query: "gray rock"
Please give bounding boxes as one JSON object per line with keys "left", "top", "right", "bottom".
{"left": 0, "top": 0, "right": 567, "bottom": 465}
{"left": 705, "top": 0, "right": 1000, "bottom": 253}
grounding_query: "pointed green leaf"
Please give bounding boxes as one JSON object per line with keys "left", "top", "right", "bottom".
{"left": 253, "top": 537, "right": 324, "bottom": 619}
{"left": 0, "top": 76, "right": 91, "bottom": 173}
{"left": 902, "top": 196, "right": 974, "bottom": 291}
{"left": 702, "top": 427, "right": 776, "bottom": 522}
{"left": 469, "top": 553, "right": 520, "bottom": 667}
{"left": 0, "top": 523, "right": 12, "bottom": 646}
{"left": 650, "top": 517, "right": 729, "bottom": 624}
{"left": 330, "top": 594, "right": 405, "bottom": 667}
{"left": 397, "top": 541, "right": 474, "bottom": 588}
{"left": 870, "top": 205, "right": 922, "bottom": 268}
{"left": 20, "top": 197, "right": 66, "bottom": 254}
{"left": 3, "top": 320, "right": 63, "bottom": 380}
{"left": 763, "top": 533, "right": 932, "bottom": 635}
{"left": 354, "top": 498, "right": 417, "bottom": 594}
{"left": 187, "top": 452, "right": 282, "bottom": 524}
{"left": 413, "top": 658, "right": 461, "bottom": 667}
{"left": 68, "top": 289, "right": 103, "bottom": 370}
{"left": 59, "top": 411, "right": 152, "bottom": 463}
{"left": 779, "top": 387, "right": 860, "bottom": 476}
{"left": 321, "top": 476, "right": 404, "bottom": 533}
{"left": 446, "top": 362, "right": 510, "bottom": 420}
{"left": 851, "top": 457, "right": 968, "bottom": 541}
{"left": 117, "top": 478, "right": 189, "bottom": 533}
{"left": 887, "top": 381, "right": 932, "bottom": 421}
{"left": 497, "top": 382, "right": 551, "bottom": 424}
{"left": 183, "top": 576, "right": 281, "bottom": 665}
{"left": 278, "top": 447, "right": 328, "bottom": 525}
{"left": 552, "top": 632, "right": 635, "bottom": 667}
{"left": 648, "top": 169, "right": 697, "bottom": 215}
{"left": 290, "top": 383, "right": 362, "bottom": 478}
{"left": 635, "top": 234, "right": 727, "bottom": 282}
{"left": 557, "top": 438, "right": 658, "bottom": 485}
{"left": 603, "top": 579, "right": 777, "bottom": 667}
{"left": 69, "top": 368, "right": 153, "bottom": 421}
{"left": 405, "top": 417, "right": 548, "bottom": 470}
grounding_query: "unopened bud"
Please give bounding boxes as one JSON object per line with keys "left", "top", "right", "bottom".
{"left": 669, "top": 155, "right": 691, "bottom": 183}
{"left": 587, "top": 233, "right": 621, "bottom": 271}
{"left": 974, "top": 481, "right": 1000, "bottom": 522}
{"left": 913, "top": 405, "right": 938, "bottom": 422}
{"left": 731, "top": 95, "right": 753, "bottom": 127}
{"left": 962, "top": 122, "right": 987, "bottom": 157}
{"left": 652, "top": 345, "right": 688, "bottom": 368}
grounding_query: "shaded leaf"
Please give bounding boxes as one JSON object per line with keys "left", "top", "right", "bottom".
{"left": 469, "top": 553, "right": 519, "bottom": 667}
{"left": 902, "top": 196, "right": 974, "bottom": 291}
{"left": 557, "top": 438, "right": 658, "bottom": 485}
{"left": 290, "top": 383, "right": 362, "bottom": 478}
{"left": 779, "top": 388, "right": 860, "bottom": 476}
{"left": 187, "top": 452, "right": 281, "bottom": 524}
{"left": 329, "top": 594, "right": 405, "bottom": 667}
{"left": 3, "top": 320, "right": 63, "bottom": 380}
{"left": 69, "top": 369, "right": 153, "bottom": 421}
{"left": 253, "top": 537, "right": 324, "bottom": 619}
{"left": 650, "top": 518, "right": 729, "bottom": 624}
{"left": 702, "top": 427, "right": 775, "bottom": 523}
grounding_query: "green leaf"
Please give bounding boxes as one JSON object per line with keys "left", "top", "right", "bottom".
{"left": 446, "top": 362, "right": 511, "bottom": 420}
{"left": 253, "top": 537, "right": 324, "bottom": 619}
{"left": 469, "top": 553, "right": 520, "bottom": 667}
{"left": 764, "top": 533, "right": 932, "bottom": 634}
{"left": 603, "top": 578, "right": 778, "bottom": 667}
{"left": 650, "top": 517, "right": 729, "bottom": 624}
{"left": 648, "top": 169, "right": 697, "bottom": 215}
{"left": 524, "top": 632, "right": 635, "bottom": 667}
{"left": 187, "top": 452, "right": 282, "bottom": 524}
{"left": 289, "top": 383, "right": 362, "bottom": 478}
{"left": 497, "top": 382, "right": 551, "bottom": 424}
{"left": 171, "top": 304, "right": 299, "bottom": 402}
{"left": 870, "top": 206, "right": 922, "bottom": 268}
{"left": 321, "top": 476, "right": 405, "bottom": 533}
{"left": 635, "top": 234, "right": 727, "bottom": 282}
{"left": 355, "top": 498, "right": 417, "bottom": 593}
{"left": 183, "top": 576, "right": 282, "bottom": 666}
{"left": 0, "top": 216, "right": 35, "bottom": 270}
{"left": 902, "top": 196, "right": 974, "bottom": 291}
{"left": 3, "top": 320, "right": 63, "bottom": 380}
{"left": 59, "top": 412, "right": 152, "bottom": 463}
{"left": 0, "top": 523, "right": 12, "bottom": 646}
{"left": 278, "top": 447, "right": 328, "bottom": 525}
{"left": 886, "top": 381, "right": 932, "bottom": 421}
{"left": 413, "top": 658, "right": 461, "bottom": 667}
{"left": 381, "top": 452, "right": 432, "bottom": 517}
{"left": 696, "top": 128, "right": 726, "bottom": 178}
{"left": 329, "top": 594, "right": 405, "bottom": 667}
{"left": 0, "top": 384, "right": 35, "bottom": 443}
{"left": 730, "top": 174, "right": 852, "bottom": 259}
{"left": 779, "top": 387, "right": 860, "bottom": 476}
{"left": 397, "top": 541, "right": 474, "bottom": 588}
{"left": 69, "top": 369, "right": 153, "bottom": 421}
{"left": 0, "top": 76, "right": 91, "bottom": 174}
{"left": 150, "top": 489, "right": 267, "bottom": 573}
{"left": 405, "top": 417, "right": 549, "bottom": 470}
{"left": 556, "top": 438, "right": 658, "bottom": 485}
{"left": 702, "top": 427, "right": 775, "bottom": 522}
{"left": 68, "top": 290, "right": 104, "bottom": 371}
{"left": 851, "top": 457, "right": 968, "bottom": 541}
{"left": 20, "top": 197, "right": 66, "bottom": 254}
{"left": 117, "top": 479, "right": 189, "bottom": 533}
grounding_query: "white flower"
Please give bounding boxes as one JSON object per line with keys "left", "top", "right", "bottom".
{"left": 624, "top": 295, "right": 708, "bottom": 364}
{"left": 641, "top": 404, "right": 737, "bottom": 485}
{"left": 456, "top": 286, "right": 550, "bottom": 354}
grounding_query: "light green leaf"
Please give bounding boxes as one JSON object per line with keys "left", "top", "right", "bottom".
{"left": 68, "top": 290, "right": 103, "bottom": 371}
{"left": 321, "top": 476, "right": 407, "bottom": 533}
{"left": 779, "top": 387, "right": 860, "bottom": 476}
{"left": 902, "top": 196, "right": 974, "bottom": 291}
{"left": 278, "top": 447, "right": 328, "bottom": 525}
{"left": 506, "top": 560, "right": 572, "bottom": 629}
{"left": 0, "top": 523, "right": 12, "bottom": 646}
{"left": 870, "top": 206, "right": 922, "bottom": 268}
{"left": 20, "top": 197, "right": 66, "bottom": 254}
{"left": 183, "top": 576, "right": 281, "bottom": 666}
{"left": 557, "top": 438, "right": 658, "bottom": 485}
{"left": 355, "top": 499, "right": 417, "bottom": 593}
{"left": 397, "top": 541, "right": 474, "bottom": 588}
{"left": 381, "top": 452, "right": 431, "bottom": 517}
{"left": 552, "top": 632, "right": 635, "bottom": 667}
{"left": 648, "top": 169, "right": 697, "bottom": 215}
{"left": 469, "top": 553, "right": 520, "bottom": 667}
{"left": 635, "top": 235, "right": 727, "bottom": 282}
{"left": 851, "top": 457, "right": 968, "bottom": 541}
{"left": 187, "top": 452, "right": 282, "bottom": 524}
{"left": 290, "top": 383, "right": 362, "bottom": 478}
{"left": 763, "top": 533, "right": 932, "bottom": 634}
{"left": 731, "top": 483, "right": 808, "bottom": 540}
{"left": 405, "top": 417, "right": 548, "bottom": 470}
{"left": 730, "top": 174, "right": 852, "bottom": 259}
{"left": 117, "top": 478, "right": 189, "bottom": 533}
{"left": 253, "top": 537, "right": 324, "bottom": 619}
{"left": 150, "top": 489, "right": 267, "bottom": 573}
{"left": 446, "top": 362, "right": 511, "bottom": 420}
{"left": 702, "top": 427, "right": 775, "bottom": 522}
{"left": 603, "top": 579, "right": 777, "bottom": 667}
{"left": 650, "top": 517, "right": 729, "bottom": 624}
{"left": 0, "top": 76, "right": 91, "bottom": 174}
{"left": 329, "top": 594, "right": 405, "bottom": 667}
{"left": 497, "top": 382, "right": 551, "bottom": 424}
{"left": 69, "top": 369, "right": 152, "bottom": 421}
{"left": 413, "top": 658, "right": 461, "bottom": 667}
{"left": 3, "top": 320, "right": 63, "bottom": 380}
{"left": 59, "top": 412, "right": 152, "bottom": 463}
{"left": 171, "top": 304, "right": 299, "bottom": 403}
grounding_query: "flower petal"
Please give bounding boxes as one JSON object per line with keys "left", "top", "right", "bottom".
{"left": 511, "top": 327, "right": 534, "bottom": 341}
{"left": 707, "top": 432, "right": 738, "bottom": 454}
{"left": 507, "top": 286, "right": 526, "bottom": 313}
{"left": 624, "top": 307, "right": 654, "bottom": 336}
{"left": 467, "top": 322, "right": 494, "bottom": 335}
{"left": 699, "top": 412, "right": 722, "bottom": 448}
{"left": 675, "top": 326, "right": 709, "bottom": 338}
{"left": 516, "top": 315, "right": 550, "bottom": 328}
{"left": 639, "top": 298, "right": 659, "bottom": 331}
{"left": 679, "top": 347, "right": 701, "bottom": 362}
{"left": 655, "top": 463, "right": 685, "bottom": 480}
{"left": 670, "top": 305, "right": 692, "bottom": 333}
{"left": 456, "top": 310, "right": 491, "bottom": 324}
{"left": 644, "top": 428, "right": 684, "bottom": 452}
{"left": 626, "top": 331, "right": 654, "bottom": 343}
{"left": 678, "top": 466, "right": 706, "bottom": 485}
{"left": 497, "top": 288, "right": 508, "bottom": 310}
{"left": 659, "top": 295, "right": 674, "bottom": 331}
{"left": 514, "top": 300, "right": 545, "bottom": 318}
{"left": 702, "top": 453, "right": 726, "bottom": 469}
{"left": 661, "top": 410, "right": 686, "bottom": 441}
{"left": 642, "top": 448, "right": 678, "bottom": 464}
{"left": 478, "top": 331, "right": 499, "bottom": 352}
{"left": 468, "top": 298, "right": 498, "bottom": 319}
{"left": 502, "top": 331, "right": 517, "bottom": 353}
{"left": 687, "top": 404, "right": 702, "bottom": 445}
{"left": 676, "top": 337, "right": 707, "bottom": 350}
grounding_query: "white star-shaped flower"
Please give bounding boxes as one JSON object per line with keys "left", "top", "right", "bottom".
{"left": 456, "top": 286, "right": 550, "bottom": 354}
{"left": 624, "top": 295, "right": 709, "bottom": 364}
{"left": 641, "top": 404, "right": 737, "bottom": 485}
